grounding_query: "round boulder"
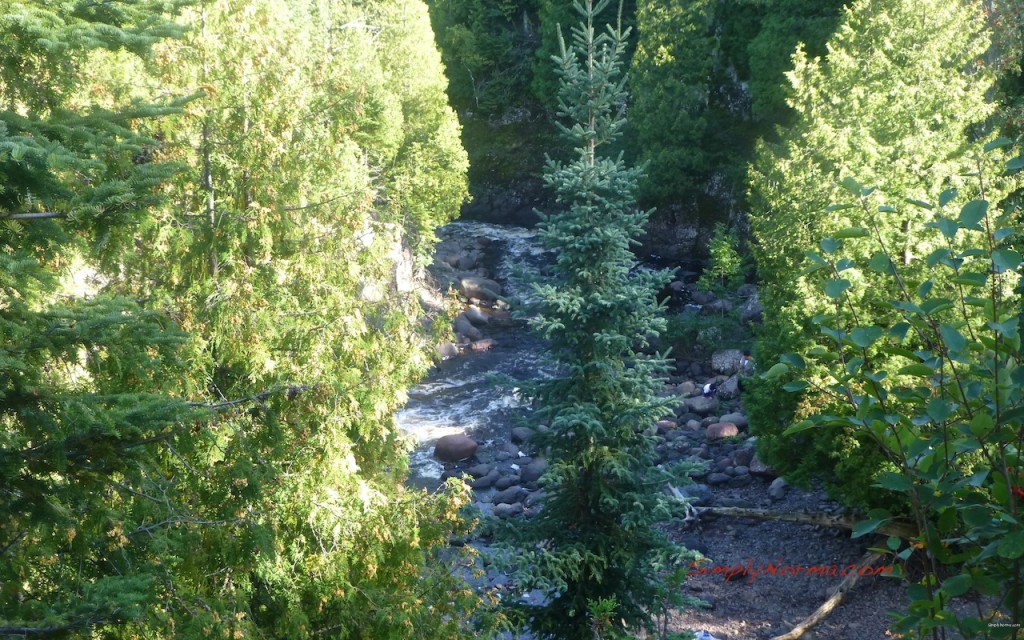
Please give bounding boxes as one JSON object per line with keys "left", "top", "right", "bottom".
{"left": 434, "top": 434, "right": 478, "bottom": 462}
{"left": 711, "top": 349, "right": 744, "bottom": 375}
{"left": 706, "top": 422, "right": 740, "bottom": 441}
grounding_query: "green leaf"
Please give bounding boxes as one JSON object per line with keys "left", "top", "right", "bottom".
{"left": 825, "top": 203, "right": 855, "bottom": 213}
{"left": 852, "top": 518, "right": 888, "bottom": 538}
{"left": 782, "top": 380, "right": 810, "bottom": 392}
{"left": 958, "top": 200, "right": 988, "bottom": 230}
{"left": 780, "top": 353, "right": 806, "bottom": 370}
{"left": 1007, "top": 155, "right": 1024, "bottom": 171}
{"left": 997, "top": 530, "right": 1024, "bottom": 559}
{"left": 941, "top": 574, "right": 972, "bottom": 597}
{"left": 951, "top": 272, "right": 987, "bottom": 287}
{"left": 939, "top": 188, "right": 958, "bottom": 208}
{"left": 850, "top": 326, "right": 883, "bottom": 348}
{"left": 920, "top": 298, "right": 953, "bottom": 315}
{"left": 984, "top": 136, "right": 1013, "bottom": 152}
{"left": 917, "top": 280, "right": 934, "bottom": 299}
{"left": 877, "top": 204, "right": 896, "bottom": 213}
{"left": 834, "top": 226, "right": 870, "bottom": 239}
{"left": 835, "top": 258, "right": 856, "bottom": 272}
{"left": 898, "top": 363, "right": 934, "bottom": 377}
{"left": 925, "top": 247, "right": 950, "bottom": 267}
{"left": 905, "top": 198, "right": 932, "bottom": 210}
{"left": 820, "top": 237, "right": 840, "bottom": 254}
{"left": 926, "top": 398, "right": 952, "bottom": 422}
{"left": 875, "top": 473, "right": 913, "bottom": 492}
{"left": 994, "top": 227, "right": 1015, "bottom": 242}
{"left": 992, "top": 249, "right": 1022, "bottom": 271}
{"left": 824, "top": 278, "right": 851, "bottom": 299}
{"left": 938, "top": 324, "right": 966, "bottom": 354}
{"left": 782, "top": 419, "right": 815, "bottom": 436}
{"left": 888, "top": 323, "right": 911, "bottom": 342}
{"left": 869, "top": 252, "right": 893, "bottom": 272}
{"left": 840, "top": 176, "right": 864, "bottom": 196}
{"left": 987, "top": 318, "right": 1019, "bottom": 339}
{"left": 762, "top": 362, "right": 789, "bottom": 380}
{"left": 804, "top": 251, "right": 829, "bottom": 266}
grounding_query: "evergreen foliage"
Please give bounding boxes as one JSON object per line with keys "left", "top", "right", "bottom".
{"left": 0, "top": 2, "right": 208, "bottom": 635}
{"left": 499, "top": 1, "right": 697, "bottom": 636}
{"left": 747, "top": 0, "right": 997, "bottom": 509}
{"left": 2, "top": 0, "right": 492, "bottom": 637}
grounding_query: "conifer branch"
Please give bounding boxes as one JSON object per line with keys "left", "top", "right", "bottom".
{"left": 1, "top": 212, "right": 68, "bottom": 220}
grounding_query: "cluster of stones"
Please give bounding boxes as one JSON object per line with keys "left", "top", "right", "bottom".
{"left": 433, "top": 427, "right": 547, "bottom": 520}
{"left": 427, "top": 232, "right": 513, "bottom": 358}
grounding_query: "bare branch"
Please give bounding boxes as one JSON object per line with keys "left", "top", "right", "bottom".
{"left": 1, "top": 212, "right": 68, "bottom": 221}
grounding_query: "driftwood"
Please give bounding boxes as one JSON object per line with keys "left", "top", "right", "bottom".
{"left": 769, "top": 550, "right": 885, "bottom": 640}
{"left": 693, "top": 505, "right": 918, "bottom": 540}
{"left": 666, "top": 486, "right": 918, "bottom": 539}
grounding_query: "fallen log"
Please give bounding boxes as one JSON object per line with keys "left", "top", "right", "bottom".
{"left": 769, "top": 550, "right": 885, "bottom": 640}
{"left": 667, "top": 486, "right": 918, "bottom": 539}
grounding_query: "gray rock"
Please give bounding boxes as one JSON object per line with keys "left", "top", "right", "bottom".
{"left": 520, "top": 458, "right": 548, "bottom": 484}
{"left": 769, "top": 477, "right": 789, "bottom": 500}
{"left": 494, "top": 475, "right": 520, "bottom": 491}
{"left": 464, "top": 305, "right": 490, "bottom": 326}
{"left": 728, "top": 475, "right": 753, "bottom": 488}
{"left": 720, "top": 412, "right": 749, "bottom": 430}
{"left": 678, "top": 381, "right": 697, "bottom": 396}
{"left": 434, "top": 434, "right": 478, "bottom": 462}
{"left": 453, "top": 313, "right": 483, "bottom": 341}
{"left": 739, "top": 292, "right": 763, "bottom": 323}
{"left": 492, "top": 486, "right": 527, "bottom": 505}
{"left": 707, "top": 472, "right": 731, "bottom": 486}
{"left": 436, "top": 342, "right": 459, "bottom": 359}
{"left": 686, "top": 419, "right": 702, "bottom": 431}
{"left": 749, "top": 453, "right": 777, "bottom": 478}
{"left": 733, "top": 465, "right": 749, "bottom": 476}
{"left": 511, "top": 427, "right": 535, "bottom": 445}
{"left": 677, "top": 483, "right": 713, "bottom": 506}
{"left": 686, "top": 395, "right": 720, "bottom": 415}
{"left": 466, "top": 463, "right": 492, "bottom": 478}
{"left": 470, "top": 468, "right": 500, "bottom": 489}
{"left": 732, "top": 446, "right": 755, "bottom": 467}
{"left": 459, "top": 276, "right": 502, "bottom": 301}
{"left": 494, "top": 502, "right": 524, "bottom": 518}
{"left": 711, "top": 349, "right": 744, "bottom": 375}
{"left": 717, "top": 375, "right": 740, "bottom": 400}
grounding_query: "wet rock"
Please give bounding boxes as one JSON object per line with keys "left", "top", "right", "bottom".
{"left": 494, "top": 475, "right": 520, "bottom": 491}
{"left": 492, "top": 486, "right": 527, "bottom": 505}
{"left": 520, "top": 458, "right": 548, "bottom": 484}
{"left": 706, "top": 422, "right": 739, "bottom": 441}
{"left": 459, "top": 276, "right": 502, "bottom": 301}
{"left": 436, "top": 342, "right": 459, "bottom": 359}
{"left": 466, "top": 463, "right": 492, "bottom": 478}
{"left": 494, "top": 502, "right": 524, "bottom": 518}
{"left": 464, "top": 305, "right": 490, "bottom": 326}
{"left": 511, "top": 427, "right": 535, "bottom": 445}
{"left": 470, "top": 468, "right": 500, "bottom": 489}
{"left": 471, "top": 339, "right": 496, "bottom": 352}
{"left": 453, "top": 313, "right": 483, "bottom": 341}
{"left": 434, "top": 434, "right": 478, "bottom": 462}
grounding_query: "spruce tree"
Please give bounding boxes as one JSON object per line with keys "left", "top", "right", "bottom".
{"left": 502, "top": 1, "right": 693, "bottom": 637}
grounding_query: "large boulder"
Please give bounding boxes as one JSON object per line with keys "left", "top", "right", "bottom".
{"left": 719, "top": 412, "right": 749, "bottom": 430}
{"left": 453, "top": 313, "right": 483, "bottom": 341}
{"left": 434, "top": 434, "right": 478, "bottom": 462}
{"left": 711, "top": 349, "right": 744, "bottom": 375}
{"left": 706, "top": 422, "right": 739, "bottom": 441}
{"left": 520, "top": 458, "right": 548, "bottom": 484}
{"left": 685, "top": 395, "right": 720, "bottom": 415}
{"left": 739, "top": 292, "right": 763, "bottom": 323}
{"left": 459, "top": 276, "right": 502, "bottom": 302}
{"left": 716, "top": 375, "right": 740, "bottom": 400}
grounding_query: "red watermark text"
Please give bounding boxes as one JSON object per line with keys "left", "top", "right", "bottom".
{"left": 687, "top": 558, "right": 897, "bottom": 584}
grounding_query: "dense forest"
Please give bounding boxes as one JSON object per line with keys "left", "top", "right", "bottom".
{"left": 2, "top": 0, "right": 1023, "bottom": 638}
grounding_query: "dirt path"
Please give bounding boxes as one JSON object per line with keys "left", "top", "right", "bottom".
{"left": 666, "top": 481, "right": 908, "bottom": 640}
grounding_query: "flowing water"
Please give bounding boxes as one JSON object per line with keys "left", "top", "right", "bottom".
{"left": 400, "top": 221, "right": 549, "bottom": 489}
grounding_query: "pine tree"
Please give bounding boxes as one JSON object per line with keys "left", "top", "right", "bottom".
{"left": 0, "top": 2, "right": 210, "bottom": 635}
{"left": 501, "top": 1, "right": 694, "bottom": 636}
